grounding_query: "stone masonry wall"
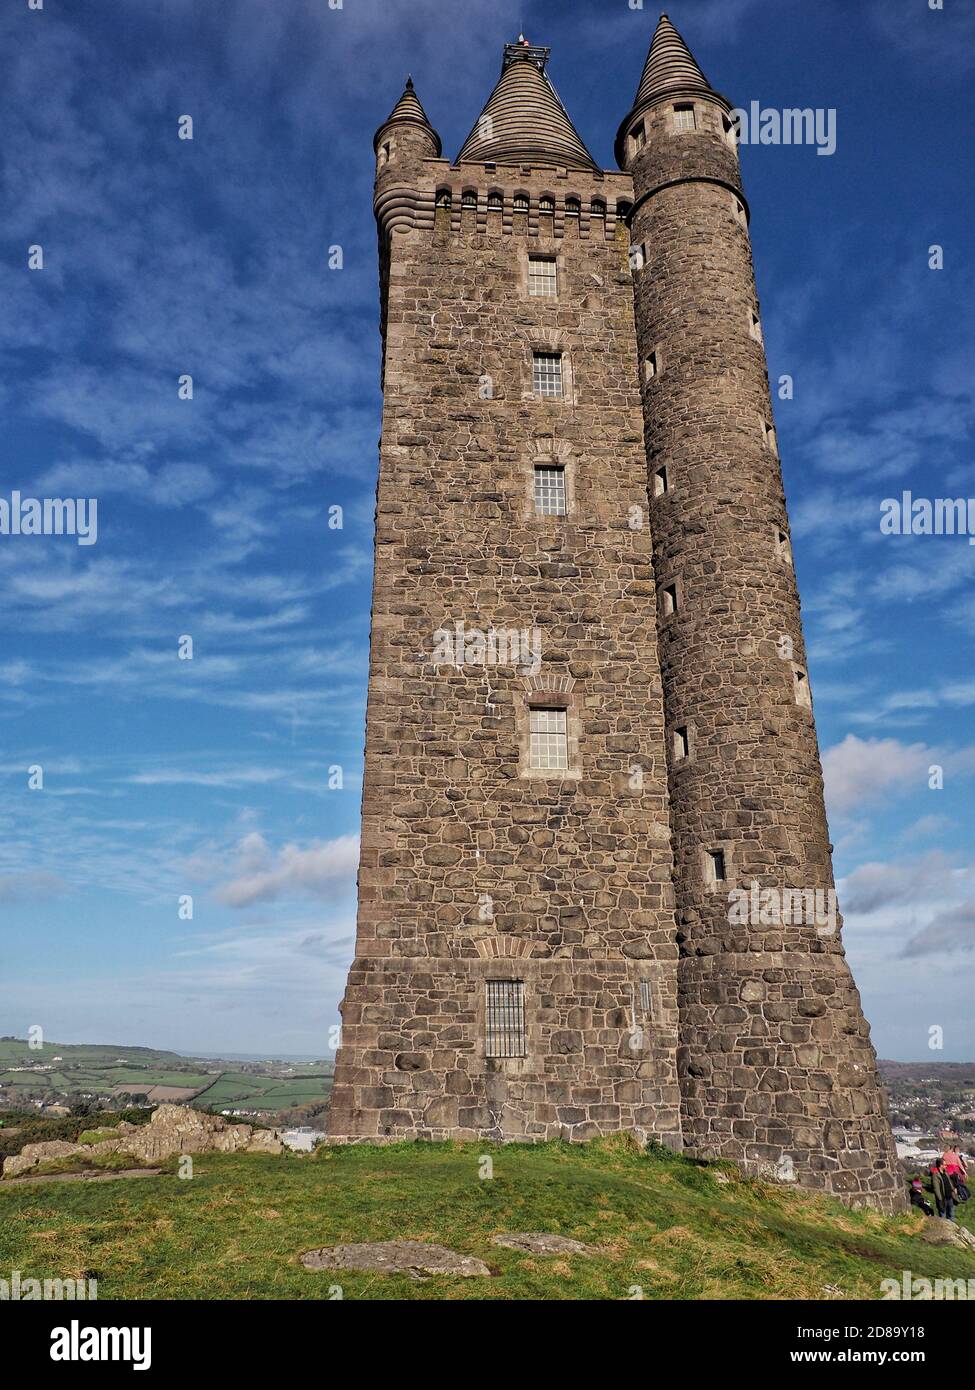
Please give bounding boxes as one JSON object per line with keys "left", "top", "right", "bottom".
{"left": 327, "top": 154, "right": 683, "bottom": 1146}
{"left": 622, "top": 91, "right": 903, "bottom": 1209}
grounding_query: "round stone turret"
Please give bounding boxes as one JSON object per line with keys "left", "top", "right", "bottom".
{"left": 620, "top": 15, "right": 903, "bottom": 1211}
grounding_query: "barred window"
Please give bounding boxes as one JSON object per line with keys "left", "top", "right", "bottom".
{"left": 534, "top": 464, "right": 566, "bottom": 516}
{"left": 639, "top": 981, "right": 652, "bottom": 1015}
{"left": 486, "top": 980, "right": 526, "bottom": 1058}
{"left": 528, "top": 256, "right": 557, "bottom": 298}
{"left": 591, "top": 198, "right": 606, "bottom": 220}
{"left": 513, "top": 193, "right": 529, "bottom": 212}
{"left": 565, "top": 196, "right": 580, "bottom": 218}
{"left": 673, "top": 104, "right": 696, "bottom": 133}
{"left": 487, "top": 191, "right": 503, "bottom": 211}
{"left": 539, "top": 195, "right": 555, "bottom": 214}
{"left": 529, "top": 707, "right": 568, "bottom": 770}
{"left": 532, "top": 351, "right": 563, "bottom": 397}
{"left": 461, "top": 189, "right": 477, "bottom": 208}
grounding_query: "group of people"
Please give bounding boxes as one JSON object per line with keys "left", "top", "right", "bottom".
{"left": 909, "top": 1145, "right": 971, "bottom": 1221}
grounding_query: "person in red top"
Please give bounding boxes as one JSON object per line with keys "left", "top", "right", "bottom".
{"left": 942, "top": 1146, "right": 970, "bottom": 1202}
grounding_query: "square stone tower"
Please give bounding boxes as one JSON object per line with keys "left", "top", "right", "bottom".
{"left": 327, "top": 40, "right": 682, "bottom": 1147}
{"left": 328, "top": 20, "right": 904, "bottom": 1212}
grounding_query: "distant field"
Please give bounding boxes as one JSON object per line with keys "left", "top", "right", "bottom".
{"left": 0, "top": 1040, "right": 332, "bottom": 1120}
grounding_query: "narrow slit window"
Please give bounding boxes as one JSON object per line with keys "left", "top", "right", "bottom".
{"left": 674, "top": 726, "right": 689, "bottom": 760}
{"left": 528, "top": 256, "right": 557, "bottom": 298}
{"left": 750, "top": 310, "right": 763, "bottom": 342}
{"left": 673, "top": 104, "right": 696, "bottom": 133}
{"left": 723, "top": 114, "right": 738, "bottom": 148}
{"left": 776, "top": 529, "right": 793, "bottom": 565}
{"left": 794, "top": 667, "right": 811, "bottom": 708}
{"left": 639, "top": 980, "right": 652, "bottom": 1015}
{"left": 763, "top": 419, "right": 778, "bottom": 455}
{"left": 485, "top": 980, "right": 526, "bottom": 1058}
{"left": 653, "top": 465, "right": 669, "bottom": 497}
{"left": 631, "top": 121, "right": 646, "bottom": 150}
{"left": 734, "top": 197, "right": 746, "bottom": 225}
{"left": 662, "top": 583, "right": 678, "bottom": 616}
{"left": 707, "top": 849, "right": 726, "bottom": 885}
{"left": 534, "top": 464, "right": 566, "bottom": 516}
{"left": 629, "top": 242, "right": 646, "bottom": 272}
{"left": 645, "top": 351, "right": 658, "bottom": 380}
{"left": 529, "top": 707, "right": 568, "bottom": 770}
{"left": 532, "top": 351, "right": 564, "bottom": 398}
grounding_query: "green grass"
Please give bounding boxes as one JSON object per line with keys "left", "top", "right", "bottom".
{"left": 1, "top": 1136, "right": 973, "bottom": 1300}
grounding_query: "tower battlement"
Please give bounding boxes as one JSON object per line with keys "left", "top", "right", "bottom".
{"left": 329, "top": 16, "right": 904, "bottom": 1213}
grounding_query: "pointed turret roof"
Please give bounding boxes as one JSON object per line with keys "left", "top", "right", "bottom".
{"left": 634, "top": 14, "right": 714, "bottom": 107}
{"left": 456, "top": 38, "right": 598, "bottom": 171}
{"left": 374, "top": 76, "right": 442, "bottom": 156}
{"left": 615, "top": 15, "right": 729, "bottom": 167}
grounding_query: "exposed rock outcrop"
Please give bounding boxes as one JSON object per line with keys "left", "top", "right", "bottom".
{"left": 2, "top": 1104, "right": 284, "bottom": 1178}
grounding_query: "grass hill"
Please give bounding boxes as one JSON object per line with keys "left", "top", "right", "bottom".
{"left": 1, "top": 1136, "right": 972, "bottom": 1300}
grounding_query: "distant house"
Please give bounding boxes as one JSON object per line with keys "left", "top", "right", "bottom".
{"left": 281, "top": 1127, "right": 324, "bottom": 1153}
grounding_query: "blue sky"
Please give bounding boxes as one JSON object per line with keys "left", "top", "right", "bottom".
{"left": 0, "top": 0, "right": 972, "bottom": 1059}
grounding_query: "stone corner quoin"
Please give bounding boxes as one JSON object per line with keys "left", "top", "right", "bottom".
{"left": 327, "top": 21, "right": 904, "bottom": 1214}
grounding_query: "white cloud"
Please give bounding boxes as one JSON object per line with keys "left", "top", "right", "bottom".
{"left": 214, "top": 831, "right": 359, "bottom": 907}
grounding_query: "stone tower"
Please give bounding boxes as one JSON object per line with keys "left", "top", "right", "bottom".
{"left": 328, "top": 20, "right": 903, "bottom": 1211}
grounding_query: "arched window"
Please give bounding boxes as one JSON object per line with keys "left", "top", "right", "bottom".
{"left": 461, "top": 189, "right": 477, "bottom": 209}
{"left": 565, "top": 196, "right": 580, "bottom": 218}
{"left": 617, "top": 200, "right": 633, "bottom": 223}
{"left": 591, "top": 198, "right": 606, "bottom": 220}
{"left": 513, "top": 193, "right": 530, "bottom": 213}
{"left": 539, "top": 195, "right": 555, "bottom": 214}
{"left": 435, "top": 188, "right": 452, "bottom": 208}
{"left": 487, "top": 191, "right": 503, "bottom": 211}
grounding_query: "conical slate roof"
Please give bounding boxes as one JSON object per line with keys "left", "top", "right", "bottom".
{"left": 374, "top": 76, "right": 442, "bottom": 155}
{"left": 456, "top": 39, "right": 598, "bottom": 171}
{"left": 634, "top": 14, "right": 714, "bottom": 106}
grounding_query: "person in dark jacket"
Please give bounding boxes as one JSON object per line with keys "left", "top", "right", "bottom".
{"left": 909, "top": 1176, "right": 934, "bottom": 1216}
{"left": 930, "top": 1159, "right": 956, "bottom": 1221}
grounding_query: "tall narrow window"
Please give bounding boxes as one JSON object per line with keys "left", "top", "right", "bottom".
{"left": 565, "top": 196, "right": 580, "bottom": 219}
{"left": 776, "top": 529, "right": 793, "bottom": 565}
{"left": 644, "top": 351, "right": 658, "bottom": 380}
{"left": 763, "top": 419, "right": 778, "bottom": 455}
{"left": 487, "top": 191, "right": 503, "bottom": 212}
{"left": 528, "top": 256, "right": 557, "bottom": 298}
{"left": 794, "top": 667, "right": 812, "bottom": 708}
{"left": 674, "top": 726, "right": 689, "bottom": 760}
{"left": 461, "top": 189, "right": 477, "bottom": 209}
{"left": 485, "top": 980, "right": 526, "bottom": 1058}
{"left": 534, "top": 464, "right": 566, "bottom": 516}
{"left": 707, "top": 849, "right": 727, "bottom": 885}
{"left": 639, "top": 981, "right": 652, "bottom": 1015}
{"left": 513, "top": 193, "right": 529, "bottom": 213}
{"left": 673, "top": 104, "right": 696, "bottom": 132}
{"left": 529, "top": 707, "right": 568, "bottom": 770}
{"left": 653, "top": 465, "right": 669, "bottom": 497}
{"left": 750, "top": 310, "right": 763, "bottom": 342}
{"left": 532, "top": 351, "right": 564, "bottom": 398}
{"left": 539, "top": 195, "right": 555, "bottom": 215}
{"left": 631, "top": 121, "right": 646, "bottom": 151}
{"left": 591, "top": 198, "right": 606, "bottom": 221}
{"left": 662, "top": 583, "right": 678, "bottom": 616}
